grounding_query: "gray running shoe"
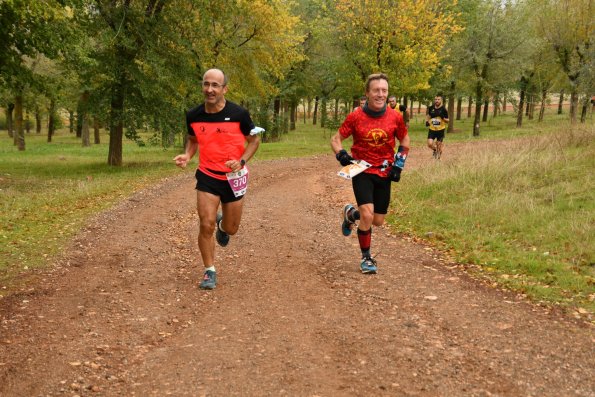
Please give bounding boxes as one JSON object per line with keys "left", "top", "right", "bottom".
{"left": 199, "top": 270, "right": 217, "bottom": 289}
{"left": 342, "top": 204, "right": 356, "bottom": 236}
{"left": 360, "top": 256, "right": 378, "bottom": 274}
{"left": 215, "top": 213, "right": 229, "bottom": 247}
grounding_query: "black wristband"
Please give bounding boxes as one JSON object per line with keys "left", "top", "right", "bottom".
{"left": 240, "top": 159, "right": 246, "bottom": 166}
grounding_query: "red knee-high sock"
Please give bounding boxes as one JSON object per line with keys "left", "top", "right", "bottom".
{"left": 357, "top": 228, "right": 372, "bottom": 258}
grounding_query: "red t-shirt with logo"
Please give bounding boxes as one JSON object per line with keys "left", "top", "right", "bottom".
{"left": 186, "top": 101, "right": 254, "bottom": 180}
{"left": 338, "top": 107, "right": 408, "bottom": 177}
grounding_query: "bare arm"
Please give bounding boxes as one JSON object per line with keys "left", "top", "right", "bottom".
{"left": 226, "top": 134, "right": 260, "bottom": 171}
{"left": 330, "top": 131, "right": 346, "bottom": 154}
{"left": 399, "top": 133, "right": 411, "bottom": 149}
{"left": 173, "top": 135, "right": 198, "bottom": 168}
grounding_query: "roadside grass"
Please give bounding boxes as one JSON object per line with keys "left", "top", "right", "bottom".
{"left": 0, "top": 130, "right": 180, "bottom": 284}
{"left": 389, "top": 123, "right": 595, "bottom": 312}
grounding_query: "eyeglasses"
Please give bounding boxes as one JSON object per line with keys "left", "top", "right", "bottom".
{"left": 202, "top": 81, "right": 225, "bottom": 89}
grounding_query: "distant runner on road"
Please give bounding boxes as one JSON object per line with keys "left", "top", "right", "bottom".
{"left": 174, "top": 68, "right": 261, "bottom": 290}
{"left": 331, "top": 73, "right": 410, "bottom": 274}
{"left": 426, "top": 94, "right": 449, "bottom": 159}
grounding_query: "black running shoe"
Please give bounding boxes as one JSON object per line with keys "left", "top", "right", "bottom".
{"left": 215, "top": 213, "right": 229, "bottom": 247}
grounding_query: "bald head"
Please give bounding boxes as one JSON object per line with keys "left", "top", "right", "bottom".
{"left": 203, "top": 69, "right": 228, "bottom": 86}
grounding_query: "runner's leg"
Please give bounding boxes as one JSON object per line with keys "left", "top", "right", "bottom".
{"left": 357, "top": 203, "right": 374, "bottom": 258}
{"left": 197, "top": 190, "right": 221, "bottom": 268}
{"left": 220, "top": 198, "right": 244, "bottom": 236}
{"left": 427, "top": 138, "right": 435, "bottom": 151}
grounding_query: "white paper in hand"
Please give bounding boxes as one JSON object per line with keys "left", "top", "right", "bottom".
{"left": 337, "top": 160, "right": 372, "bottom": 180}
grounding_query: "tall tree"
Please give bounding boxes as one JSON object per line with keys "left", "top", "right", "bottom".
{"left": 333, "top": 0, "right": 461, "bottom": 95}
{"left": 536, "top": 0, "right": 594, "bottom": 123}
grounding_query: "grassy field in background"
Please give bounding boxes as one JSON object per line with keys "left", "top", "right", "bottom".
{"left": 390, "top": 119, "right": 594, "bottom": 312}
{"left": 1, "top": 109, "right": 594, "bottom": 314}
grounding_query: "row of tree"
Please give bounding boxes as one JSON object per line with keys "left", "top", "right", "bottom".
{"left": 1, "top": 0, "right": 593, "bottom": 164}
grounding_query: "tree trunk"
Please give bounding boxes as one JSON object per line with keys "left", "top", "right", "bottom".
{"left": 417, "top": 100, "right": 421, "bottom": 115}
{"left": 290, "top": 100, "right": 296, "bottom": 131}
{"left": 94, "top": 117, "right": 101, "bottom": 144}
{"left": 467, "top": 96, "right": 473, "bottom": 118}
{"left": 6, "top": 103, "right": 14, "bottom": 138}
{"left": 502, "top": 94, "right": 507, "bottom": 112}
{"left": 538, "top": 89, "right": 547, "bottom": 122}
{"left": 482, "top": 98, "right": 489, "bottom": 122}
{"left": 320, "top": 97, "right": 327, "bottom": 128}
{"left": 25, "top": 111, "right": 31, "bottom": 134}
{"left": 283, "top": 100, "right": 289, "bottom": 134}
{"left": 307, "top": 97, "right": 312, "bottom": 119}
{"left": 580, "top": 98, "right": 587, "bottom": 123}
{"left": 25, "top": 112, "right": 31, "bottom": 134}
{"left": 516, "top": 87, "right": 526, "bottom": 128}
{"left": 529, "top": 96, "right": 536, "bottom": 120}
{"left": 456, "top": 97, "right": 462, "bottom": 120}
{"left": 525, "top": 94, "right": 531, "bottom": 116}
{"left": 493, "top": 91, "right": 499, "bottom": 117}
{"left": 69, "top": 110, "right": 74, "bottom": 133}
{"left": 473, "top": 85, "right": 482, "bottom": 136}
{"left": 15, "top": 92, "right": 25, "bottom": 150}
{"left": 81, "top": 114, "right": 90, "bottom": 147}
{"left": 108, "top": 68, "right": 126, "bottom": 166}
{"left": 569, "top": 90, "right": 578, "bottom": 124}
{"left": 302, "top": 99, "right": 306, "bottom": 124}
{"left": 557, "top": 90, "right": 564, "bottom": 114}
{"left": 76, "top": 105, "right": 83, "bottom": 138}
{"left": 312, "top": 96, "right": 319, "bottom": 125}
{"left": 447, "top": 89, "right": 455, "bottom": 133}
{"left": 35, "top": 107, "right": 41, "bottom": 134}
{"left": 48, "top": 99, "right": 56, "bottom": 142}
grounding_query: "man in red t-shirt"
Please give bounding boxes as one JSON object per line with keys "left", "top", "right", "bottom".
{"left": 330, "top": 73, "right": 410, "bottom": 274}
{"left": 174, "top": 68, "right": 260, "bottom": 290}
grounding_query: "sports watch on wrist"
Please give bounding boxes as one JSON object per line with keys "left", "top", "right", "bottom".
{"left": 240, "top": 159, "right": 246, "bottom": 167}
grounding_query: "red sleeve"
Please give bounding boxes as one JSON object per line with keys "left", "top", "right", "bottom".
{"left": 338, "top": 109, "right": 358, "bottom": 138}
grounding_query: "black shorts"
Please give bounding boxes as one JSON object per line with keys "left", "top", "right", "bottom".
{"left": 351, "top": 172, "right": 391, "bottom": 215}
{"left": 427, "top": 129, "right": 445, "bottom": 141}
{"left": 195, "top": 169, "right": 243, "bottom": 203}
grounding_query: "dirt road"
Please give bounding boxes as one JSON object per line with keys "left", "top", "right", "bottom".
{"left": 1, "top": 150, "right": 593, "bottom": 396}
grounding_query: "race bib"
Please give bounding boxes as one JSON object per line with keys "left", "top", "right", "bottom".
{"left": 226, "top": 167, "right": 249, "bottom": 197}
{"left": 337, "top": 160, "right": 372, "bottom": 180}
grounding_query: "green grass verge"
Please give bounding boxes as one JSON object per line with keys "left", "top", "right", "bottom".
{"left": 389, "top": 122, "right": 594, "bottom": 312}
{"left": 0, "top": 131, "right": 180, "bottom": 283}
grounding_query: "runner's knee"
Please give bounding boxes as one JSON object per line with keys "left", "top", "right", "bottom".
{"left": 199, "top": 218, "right": 216, "bottom": 236}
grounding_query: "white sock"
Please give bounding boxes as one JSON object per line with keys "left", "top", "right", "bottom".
{"left": 205, "top": 266, "right": 216, "bottom": 272}
{"left": 218, "top": 220, "right": 226, "bottom": 233}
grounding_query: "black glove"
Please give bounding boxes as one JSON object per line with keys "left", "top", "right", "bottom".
{"left": 336, "top": 149, "right": 353, "bottom": 166}
{"left": 388, "top": 165, "right": 402, "bottom": 182}
{"left": 425, "top": 121, "right": 430, "bottom": 127}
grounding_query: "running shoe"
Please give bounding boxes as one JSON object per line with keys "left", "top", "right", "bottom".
{"left": 215, "top": 213, "right": 229, "bottom": 247}
{"left": 341, "top": 204, "right": 356, "bottom": 236}
{"left": 199, "top": 270, "right": 217, "bottom": 290}
{"left": 360, "top": 256, "right": 378, "bottom": 274}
